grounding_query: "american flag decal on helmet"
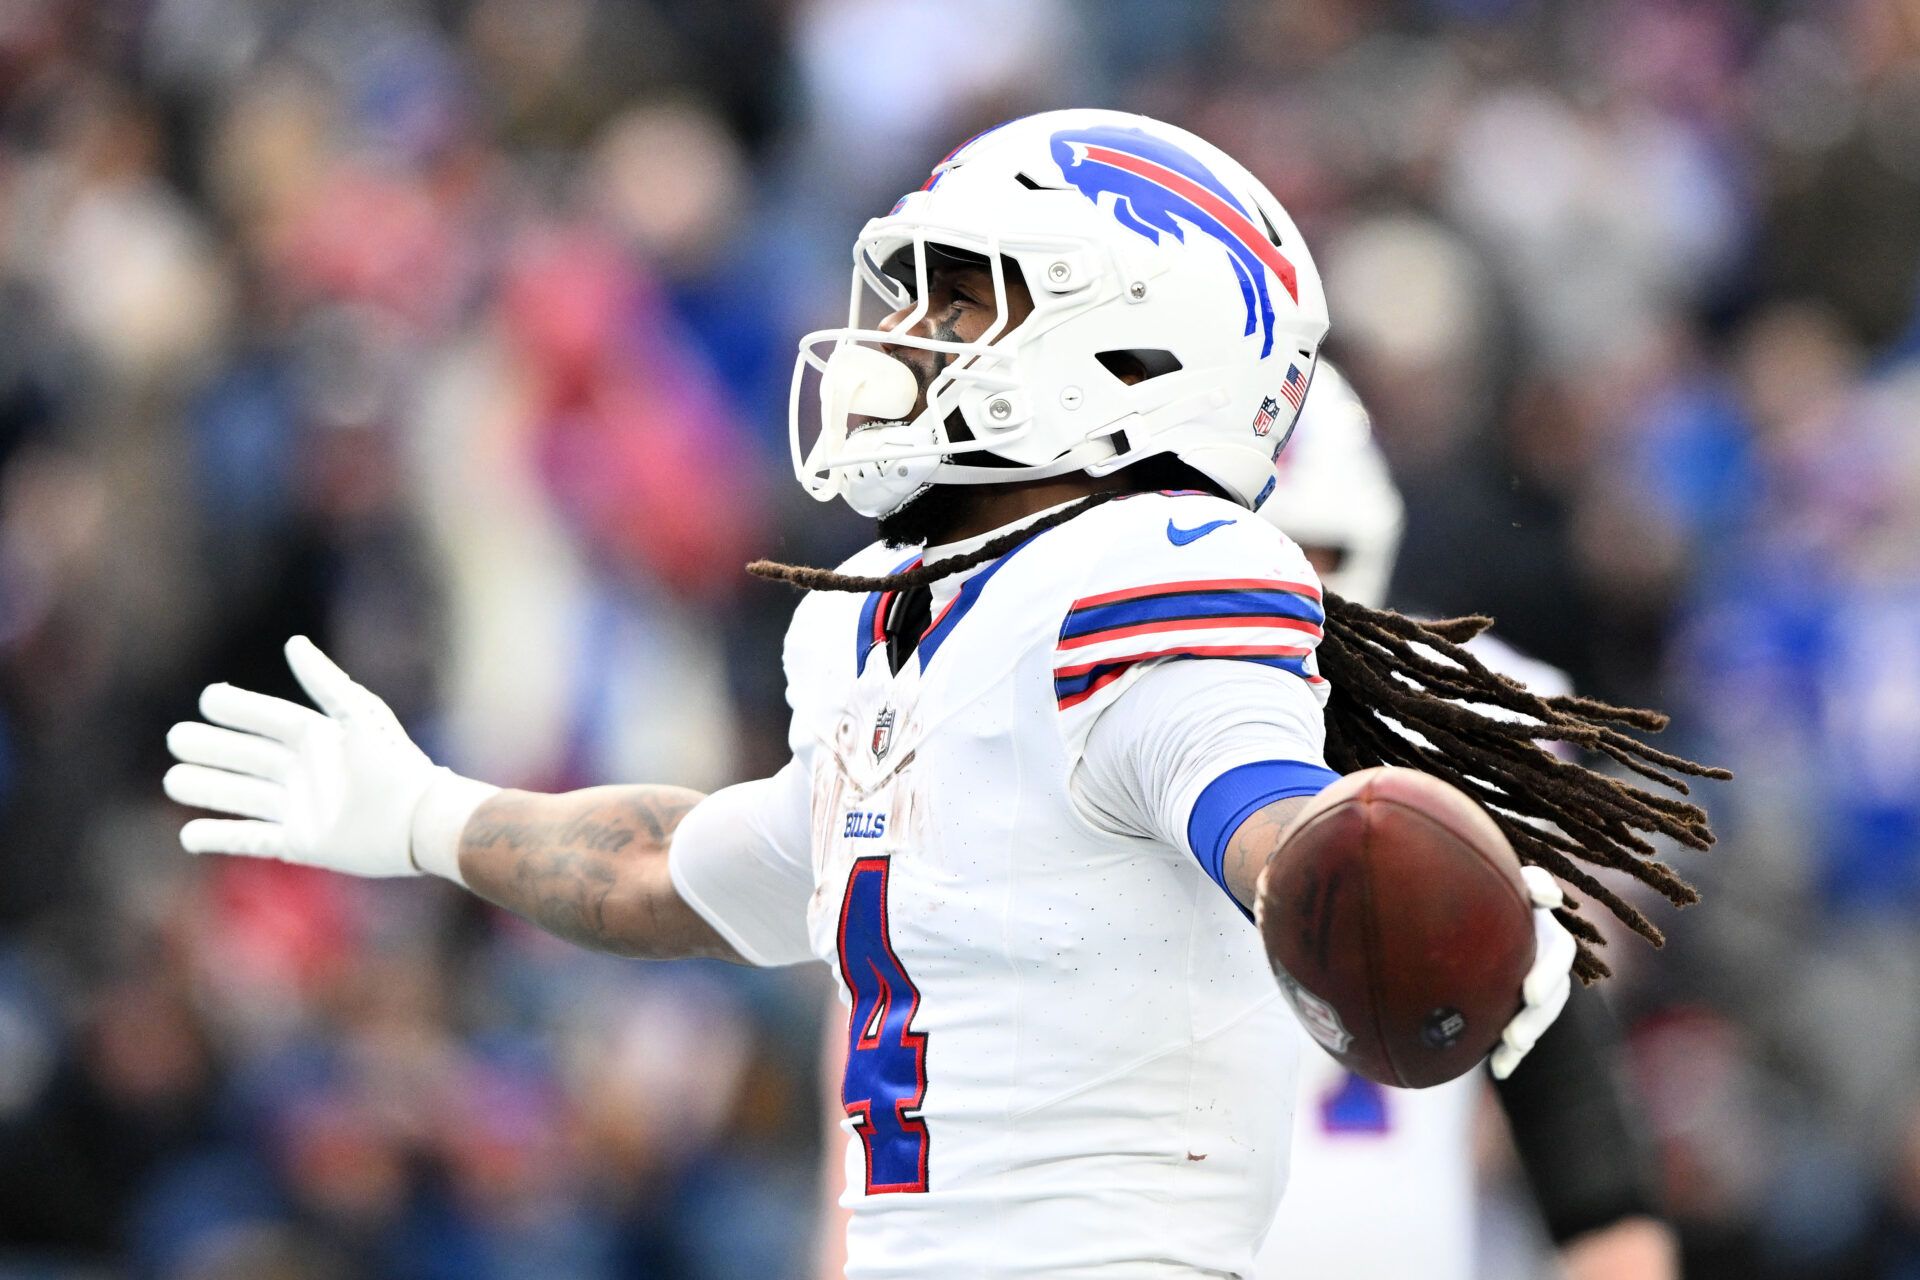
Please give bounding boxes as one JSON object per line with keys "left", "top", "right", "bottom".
{"left": 1280, "top": 364, "right": 1308, "bottom": 411}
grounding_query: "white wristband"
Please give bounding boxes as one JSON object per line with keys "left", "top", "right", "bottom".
{"left": 408, "top": 769, "right": 499, "bottom": 887}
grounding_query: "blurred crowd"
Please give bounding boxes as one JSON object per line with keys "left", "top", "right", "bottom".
{"left": 0, "top": 0, "right": 1916, "bottom": 1277}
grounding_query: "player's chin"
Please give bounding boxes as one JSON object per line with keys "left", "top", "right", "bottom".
{"left": 875, "top": 480, "right": 959, "bottom": 547}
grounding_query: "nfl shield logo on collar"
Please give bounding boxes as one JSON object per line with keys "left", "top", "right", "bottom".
{"left": 1251, "top": 395, "right": 1281, "bottom": 437}
{"left": 871, "top": 706, "right": 896, "bottom": 761}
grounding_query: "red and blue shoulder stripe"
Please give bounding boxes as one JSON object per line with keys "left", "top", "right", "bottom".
{"left": 1054, "top": 576, "right": 1325, "bottom": 710}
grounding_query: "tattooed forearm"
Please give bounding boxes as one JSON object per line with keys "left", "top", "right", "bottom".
{"left": 458, "top": 785, "right": 739, "bottom": 961}
{"left": 1222, "top": 794, "right": 1314, "bottom": 913}
{"left": 466, "top": 812, "right": 639, "bottom": 857}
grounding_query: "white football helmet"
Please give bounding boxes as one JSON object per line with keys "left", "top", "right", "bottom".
{"left": 790, "top": 108, "right": 1330, "bottom": 517}
{"left": 1257, "top": 361, "right": 1405, "bottom": 607}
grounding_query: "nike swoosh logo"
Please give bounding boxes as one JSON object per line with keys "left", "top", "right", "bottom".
{"left": 1166, "top": 518, "right": 1232, "bottom": 546}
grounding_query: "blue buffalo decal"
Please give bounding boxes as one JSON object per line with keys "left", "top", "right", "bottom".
{"left": 1050, "top": 126, "right": 1299, "bottom": 357}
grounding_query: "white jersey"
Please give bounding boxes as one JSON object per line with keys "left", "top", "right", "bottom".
{"left": 1255, "top": 634, "right": 1573, "bottom": 1280}
{"left": 672, "top": 492, "right": 1336, "bottom": 1278}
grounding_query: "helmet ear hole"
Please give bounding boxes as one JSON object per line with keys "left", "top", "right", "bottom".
{"left": 1094, "top": 349, "right": 1183, "bottom": 385}
{"left": 1256, "top": 204, "right": 1285, "bottom": 247}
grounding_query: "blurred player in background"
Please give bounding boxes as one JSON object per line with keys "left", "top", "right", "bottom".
{"left": 1254, "top": 365, "right": 1678, "bottom": 1280}
{"left": 163, "top": 110, "right": 1719, "bottom": 1277}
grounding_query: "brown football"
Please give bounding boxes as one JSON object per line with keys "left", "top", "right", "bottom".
{"left": 1257, "top": 766, "right": 1535, "bottom": 1088}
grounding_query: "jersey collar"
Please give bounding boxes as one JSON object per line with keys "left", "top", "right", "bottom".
{"left": 853, "top": 498, "right": 1083, "bottom": 677}
{"left": 921, "top": 498, "right": 1081, "bottom": 615}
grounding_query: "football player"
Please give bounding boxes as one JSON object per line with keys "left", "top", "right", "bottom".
{"left": 1253, "top": 364, "right": 1678, "bottom": 1280}
{"left": 165, "top": 110, "right": 1719, "bottom": 1277}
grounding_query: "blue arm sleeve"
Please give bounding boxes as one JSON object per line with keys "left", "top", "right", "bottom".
{"left": 1185, "top": 760, "right": 1340, "bottom": 916}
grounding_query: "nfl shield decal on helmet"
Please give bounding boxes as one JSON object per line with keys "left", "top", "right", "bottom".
{"left": 1251, "top": 395, "right": 1281, "bottom": 437}
{"left": 871, "top": 706, "right": 896, "bottom": 761}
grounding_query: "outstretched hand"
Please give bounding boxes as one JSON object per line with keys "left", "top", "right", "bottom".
{"left": 164, "top": 636, "right": 445, "bottom": 878}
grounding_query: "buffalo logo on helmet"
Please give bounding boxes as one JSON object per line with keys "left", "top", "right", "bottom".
{"left": 1049, "top": 125, "right": 1300, "bottom": 357}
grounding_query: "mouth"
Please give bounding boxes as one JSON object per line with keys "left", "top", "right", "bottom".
{"left": 849, "top": 352, "right": 934, "bottom": 435}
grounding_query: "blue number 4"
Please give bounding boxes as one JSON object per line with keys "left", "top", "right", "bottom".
{"left": 836, "top": 856, "right": 931, "bottom": 1193}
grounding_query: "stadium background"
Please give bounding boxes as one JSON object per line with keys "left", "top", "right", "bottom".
{"left": 0, "top": 0, "right": 1917, "bottom": 1276}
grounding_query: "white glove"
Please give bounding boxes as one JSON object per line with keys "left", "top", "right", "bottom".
{"left": 1489, "top": 865, "right": 1577, "bottom": 1080}
{"left": 164, "top": 636, "right": 466, "bottom": 880}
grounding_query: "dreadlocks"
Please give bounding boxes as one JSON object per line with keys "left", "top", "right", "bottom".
{"left": 748, "top": 491, "right": 1727, "bottom": 983}
{"left": 1313, "top": 596, "right": 1727, "bottom": 981}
